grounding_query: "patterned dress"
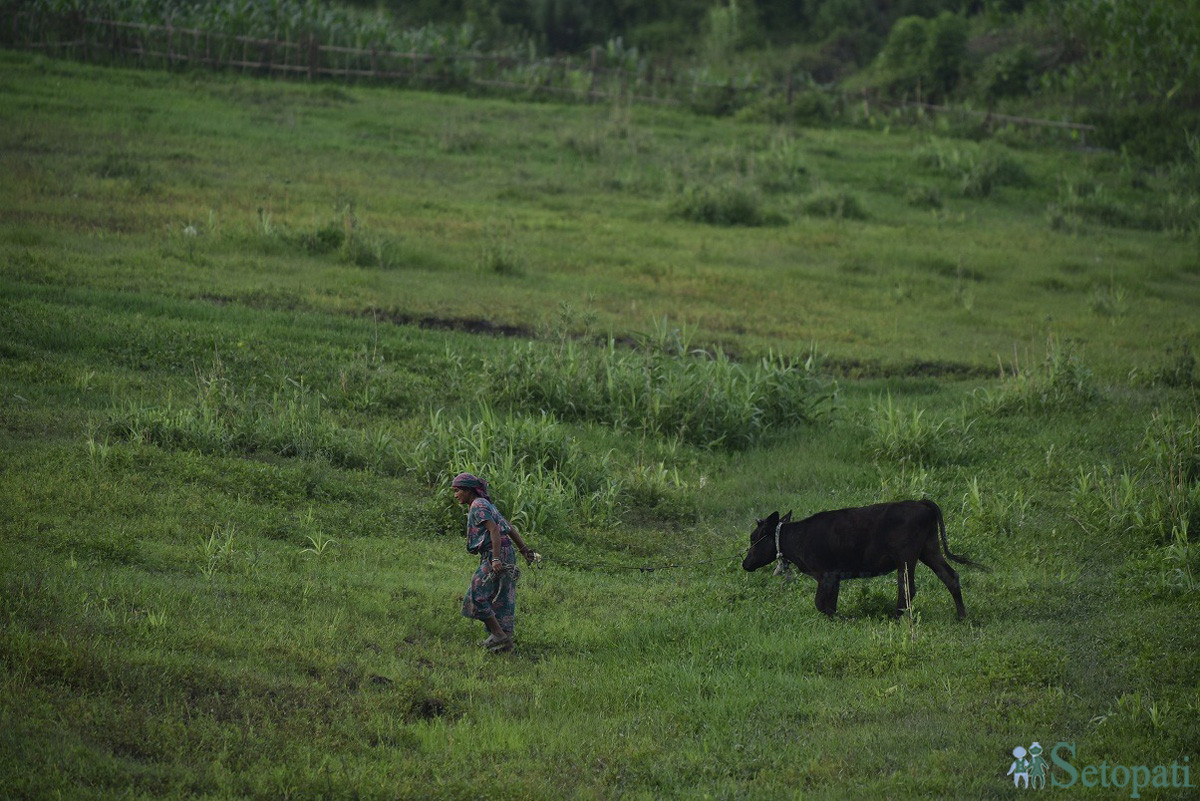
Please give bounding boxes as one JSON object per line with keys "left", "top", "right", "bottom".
{"left": 460, "top": 497, "right": 519, "bottom": 636}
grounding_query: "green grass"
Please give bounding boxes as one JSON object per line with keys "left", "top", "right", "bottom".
{"left": 2, "top": 50, "right": 1199, "bottom": 798}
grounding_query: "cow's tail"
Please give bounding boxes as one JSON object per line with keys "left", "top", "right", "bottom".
{"left": 924, "top": 500, "right": 988, "bottom": 571}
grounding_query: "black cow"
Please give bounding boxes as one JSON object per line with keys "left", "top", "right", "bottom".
{"left": 742, "top": 500, "right": 984, "bottom": 619}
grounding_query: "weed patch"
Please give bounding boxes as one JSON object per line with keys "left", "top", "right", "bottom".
{"left": 481, "top": 323, "right": 836, "bottom": 450}
{"left": 801, "top": 188, "right": 869, "bottom": 220}
{"left": 915, "top": 137, "right": 1030, "bottom": 197}
{"left": 975, "top": 336, "right": 1101, "bottom": 415}
{"left": 668, "top": 181, "right": 771, "bottom": 226}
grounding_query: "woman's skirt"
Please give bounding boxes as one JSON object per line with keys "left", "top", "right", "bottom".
{"left": 461, "top": 536, "right": 519, "bottom": 635}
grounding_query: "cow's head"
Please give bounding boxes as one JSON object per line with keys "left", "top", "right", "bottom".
{"left": 742, "top": 511, "right": 782, "bottom": 572}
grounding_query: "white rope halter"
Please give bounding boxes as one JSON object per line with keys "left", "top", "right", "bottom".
{"left": 774, "top": 519, "right": 785, "bottom": 562}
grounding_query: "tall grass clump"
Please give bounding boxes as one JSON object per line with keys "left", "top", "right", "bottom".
{"left": 801, "top": 188, "right": 869, "bottom": 220}
{"left": 1072, "top": 408, "right": 1200, "bottom": 591}
{"left": 286, "top": 206, "right": 405, "bottom": 270}
{"left": 104, "top": 364, "right": 402, "bottom": 473}
{"left": 915, "top": 137, "right": 1030, "bottom": 198}
{"left": 753, "top": 133, "right": 810, "bottom": 194}
{"left": 483, "top": 323, "right": 835, "bottom": 450}
{"left": 668, "top": 181, "right": 768, "bottom": 226}
{"left": 867, "top": 393, "right": 959, "bottom": 466}
{"left": 975, "top": 336, "right": 1101, "bottom": 415}
{"left": 406, "top": 406, "right": 693, "bottom": 537}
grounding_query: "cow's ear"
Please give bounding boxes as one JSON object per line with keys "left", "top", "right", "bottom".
{"left": 782, "top": 510, "right": 793, "bottom": 522}
{"left": 767, "top": 511, "right": 779, "bottom": 526}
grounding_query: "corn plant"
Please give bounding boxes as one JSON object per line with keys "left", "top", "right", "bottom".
{"left": 301, "top": 533, "right": 337, "bottom": 558}
{"left": 200, "top": 524, "right": 237, "bottom": 579}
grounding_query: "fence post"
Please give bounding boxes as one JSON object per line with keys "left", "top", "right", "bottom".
{"left": 589, "top": 46, "right": 598, "bottom": 101}
{"left": 165, "top": 17, "right": 173, "bottom": 70}
{"left": 259, "top": 36, "right": 272, "bottom": 77}
{"left": 308, "top": 33, "right": 319, "bottom": 81}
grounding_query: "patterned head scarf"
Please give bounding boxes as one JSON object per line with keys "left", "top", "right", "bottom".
{"left": 451, "top": 472, "right": 490, "bottom": 501}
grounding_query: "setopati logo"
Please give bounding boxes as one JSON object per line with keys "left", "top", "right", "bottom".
{"left": 1006, "top": 741, "right": 1193, "bottom": 798}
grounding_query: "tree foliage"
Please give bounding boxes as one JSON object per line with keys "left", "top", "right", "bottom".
{"left": 1052, "top": 0, "right": 1200, "bottom": 107}
{"left": 876, "top": 12, "right": 969, "bottom": 101}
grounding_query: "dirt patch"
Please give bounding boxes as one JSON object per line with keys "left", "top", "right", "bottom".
{"left": 410, "top": 697, "right": 447, "bottom": 720}
{"left": 371, "top": 308, "right": 534, "bottom": 339}
{"left": 823, "top": 356, "right": 992, "bottom": 380}
{"left": 194, "top": 294, "right": 989, "bottom": 380}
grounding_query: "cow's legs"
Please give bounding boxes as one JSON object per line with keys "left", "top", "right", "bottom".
{"left": 921, "top": 554, "right": 967, "bottom": 619}
{"left": 815, "top": 575, "right": 840, "bottom": 617}
{"left": 894, "top": 561, "right": 918, "bottom": 617}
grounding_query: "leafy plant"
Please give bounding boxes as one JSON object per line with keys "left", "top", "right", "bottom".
{"left": 200, "top": 524, "right": 237, "bottom": 579}
{"left": 301, "top": 533, "right": 338, "bottom": 557}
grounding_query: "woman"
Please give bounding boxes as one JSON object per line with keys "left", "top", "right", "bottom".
{"left": 451, "top": 472, "right": 535, "bottom": 653}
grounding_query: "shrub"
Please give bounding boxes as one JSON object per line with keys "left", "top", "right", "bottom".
{"left": 753, "top": 134, "right": 810, "bottom": 194}
{"left": 916, "top": 138, "right": 1029, "bottom": 198}
{"left": 978, "top": 44, "right": 1038, "bottom": 103}
{"left": 802, "top": 189, "right": 868, "bottom": 220}
{"left": 406, "top": 405, "right": 699, "bottom": 534}
{"left": 905, "top": 184, "right": 943, "bottom": 209}
{"left": 1148, "top": 340, "right": 1197, "bottom": 389}
{"left": 669, "top": 181, "right": 766, "bottom": 226}
{"left": 1071, "top": 409, "right": 1200, "bottom": 548}
{"left": 875, "top": 12, "right": 969, "bottom": 100}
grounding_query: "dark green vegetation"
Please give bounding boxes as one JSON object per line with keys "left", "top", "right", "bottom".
{"left": 14, "top": 0, "right": 1200, "bottom": 163}
{"left": 2, "top": 49, "right": 1199, "bottom": 797}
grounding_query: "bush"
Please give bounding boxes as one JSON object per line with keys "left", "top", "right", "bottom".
{"left": 753, "top": 134, "right": 810, "bottom": 194}
{"left": 875, "top": 12, "right": 969, "bottom": 100}
{"left": 406, "top": 405, "right": 701, "bottom": 534}
{"left": 1089, "top": 106, "right": 1200, "bottom": 167}
{"left": 916, "top": 138, "right": 1029, "bottom": 198}
{"left": 802, "top": 189, "right": 869, "bottom": 220}
{"left": 736, "top": 91, "right": 833, "bottom": 127}
{"left": 905, "top": 184, "right": 943, "bottom": 209}
{"left": 978, "top": 44, "right": 1038, "bottom": 103}
{"left": 669, "top": 181, "right": 767, "bottom": 226}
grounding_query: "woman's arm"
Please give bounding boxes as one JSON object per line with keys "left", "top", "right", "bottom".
{"left": 484, "top": 519, "right": 503, "bottom": 570}
{"left": 507, "top": 525, "right": 535, "bottom": 563}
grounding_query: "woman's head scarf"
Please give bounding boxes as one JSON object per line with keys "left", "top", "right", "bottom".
{"left": 451, "top": 472, "right": 490, "bottom": 501}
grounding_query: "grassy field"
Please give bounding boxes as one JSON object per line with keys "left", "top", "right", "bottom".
{"left": 2, "top": 49, "right": 1199, "bottom": 798}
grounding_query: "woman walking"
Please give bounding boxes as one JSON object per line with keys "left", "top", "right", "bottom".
{"left": 452, "top": 472, "right": 535, "bottom": 653}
